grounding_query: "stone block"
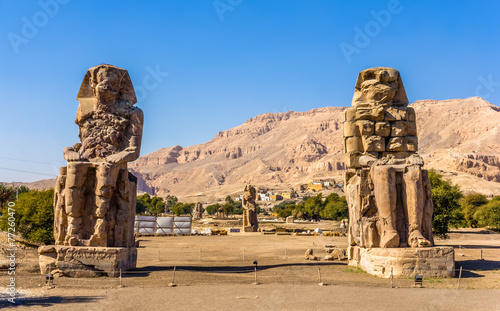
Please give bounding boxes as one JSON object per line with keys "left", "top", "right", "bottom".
{"left": 391, "top": 121, "right": 407, "bottom": 137}
{"left": 344, "top": 107, "right": 356, "bottom": 121}
{"left": 406, "top": 121, "right": 417, "bottom": 136}
{"left": 345, "top": 137, "right": 363, "bottom": 153}
{"left": 348, "top": 246, "right": 455, "bottom": 278}
{"left": 382, "top": 151, "right": 410, "bottom": 159}
{"left": 406, "top": 136, "right": 418, "bottom": 152}
{"left": 357, "top": 120, "right": 375, "bottom": 135}
{"left": 343, "top": 121, "right": 359, "bottom": 137}
{"left": 374, "top": 121, "right": 391, "bottom": 137}
{"left": 387, "top": 137, "right": 405, "bottom": 152}
{"left": 363, "top": 135, "right": 385, "bottom": 152}
{"left": 38, "top": 245, "right": 137, "bottom": 277}
{"left": 355, "top": 106, "right": 385, "bottom": 121}
{"left": 345, "top": 152, "right": 362, "bottom": 168}
{"left": 243, "top": 226, "right": 258, "bottom": 232}
{"left": 407, "top": 107, "right": 416, "bottom": 121}
{"left": 385, "top": 107, "right": 407, "bottom": 121}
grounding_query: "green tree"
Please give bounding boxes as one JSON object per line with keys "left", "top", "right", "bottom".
{"left": 136, "top": 194, "right": 167, "bottom": 215}
{"left": 136, "top": 193, "right": 150, "bottom": 214}
{"left": 0, "top": 189, "right": 54, "bottom": 244}
{"left": 17, "top": 186, "right": 30, "bottom": 196}
{"left": 428, "top": 170, "right": 463, "bottom": 238}
{"left": 304, "top": 193, "right": 323, "bottom": 220}
{"left": 205, "top": 203, "right": 220, "bottom": 215}
{"left": 475, "top": 196, "right": 500, "bottom": 231}
{"left": 461, "top": 193, "right": 488, "bottom": 228}
{"left": 165, "top": 195, "right": 178, "bottom": 213}
{"left": 222, "top": 195, "right": 235, "bottom": 216}
{"left": 273, "top": 201, "right": 297, "bottom": 218}
{"left": 148, "top": 196, "right": 166, "bottom": 216}
{"left": 225, "top": 195, "right": 234, "bottom": 205}
{"left": 321, "top": 197, "right": 348, "bottom": 220}
{"left": 171, "top": 203, "right": 194, "bottom": 216}
{"left": 223, "top": 202, "right": 234, "bottom": 216}
{"left": 232, "top": 201, "right": 243, "bottom": 215}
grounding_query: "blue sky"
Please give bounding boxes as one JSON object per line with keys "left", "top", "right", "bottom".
{"left": 1, "top": 0, "right": 499, "bottom": 182}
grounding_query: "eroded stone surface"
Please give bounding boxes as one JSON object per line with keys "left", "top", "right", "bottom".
{"left": 41, "top": 65, "right": 142, "bottom": 277}
{"left": 349, "top": 246, "right": 455, "bottom": 278}
{"left": 194, "top": 202, "right": 204, "bottom": 219}
{"left": 242, "top": 185, "right": 258, "bottom": 232}
{"left": 343, "top": 67, "right": 448, "bottom": 277}
{"left": 39, "top": 245, "right": 137, "bottom": 277}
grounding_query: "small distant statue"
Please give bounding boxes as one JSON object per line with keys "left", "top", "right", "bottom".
{"left": 344, "top": 67, "right": 433, "bottom": 251}
{"left": 242, "top": 184, "right": 258, "bottom": 232}
{"left": 53, "top": 64, "right": 143, "bottom": 248}
{"left": 193, "top": 202, "right": 204, "bottom": 219}
{"left": 217, "top": 205, "right": 224, "bottom": 219}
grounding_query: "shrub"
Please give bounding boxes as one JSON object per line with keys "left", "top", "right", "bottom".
{"left": 0, "top": 189, "right": 54, "bottom": 244}
{"left": 475, "top": 196, "right": 500, "bottom": 231}
{"left": 428, "top": 170, "right": 463, "bottom": 238}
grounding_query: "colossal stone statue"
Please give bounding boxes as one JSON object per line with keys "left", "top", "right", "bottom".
{"left": 194, "top": 202, "right": 204, "bottom": 219}
{"left": 39, "top": 64, "right": 142, "bottom": 277}
{"left": 242, "top": 185, "right": 258, "bottom": 232}
{"left": 344, "top": 67, "right": 454, "bottom": 278}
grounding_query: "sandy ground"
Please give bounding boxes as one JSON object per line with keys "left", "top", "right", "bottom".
{"left": 1, "top": 228, "right": 500, "bottom": 310}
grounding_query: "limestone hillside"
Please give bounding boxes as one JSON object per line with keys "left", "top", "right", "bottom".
{"left": 128, "top": 97, "right": 500, "bottom": 201}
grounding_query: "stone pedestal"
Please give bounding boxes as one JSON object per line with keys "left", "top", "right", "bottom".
{"left": 39, "top": 245, "right": 137, "bottom": 277}
{"left": 243, "top": 226, "right": 258, "bottom": 232}
{"left": 348, "top": 246, "right": 455, "bottom": 278}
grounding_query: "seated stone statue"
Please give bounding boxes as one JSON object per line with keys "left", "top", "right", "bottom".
{"left": 242, "top": 185, "right": 258, "bottom": 232}
{"left": 53, "top": 64, "right": 144, "bottom": 248}
{"left": 344, "top": 67, "right": 434, "bottom": 250}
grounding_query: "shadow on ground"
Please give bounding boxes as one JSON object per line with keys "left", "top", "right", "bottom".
{"left": 440, "top": 244, "right": 500, "bottom": 250}
{"left": 454, "top": 259, "right": 500, "bottom": 278}
{"left": 128, "top": 262, "right": 345, "bottom": 277}
{"left": 0, "top": 296, "right": 103, "bottom": 308}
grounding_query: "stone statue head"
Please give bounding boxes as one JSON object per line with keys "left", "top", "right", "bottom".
{"left": 244, "top": 185, "right": 256, "bottom": 198}
{"left": 76, "top": 64, "right": 137, "bottom": 122}
{"left": 352, "top": 67, "right": 408, "bottom": 107}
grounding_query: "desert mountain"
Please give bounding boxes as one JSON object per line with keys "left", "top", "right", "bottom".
{"left": 129, "top": 97, "right": 500, "bottom": 201}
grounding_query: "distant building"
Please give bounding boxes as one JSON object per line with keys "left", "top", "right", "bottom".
{"left": 258, "top": 193, "right": 270, "bottom": 201}
{"left": 281, "top": 192, "right": 291, "bottom": 200}
{"left": 269, "top": 194, "right": 283, "bottom": 201}
{"left": 307, "top": 181, "right": 323, "bottom": 192}
{"left": 296, "top": 184, "right": 307, "bottom": 192}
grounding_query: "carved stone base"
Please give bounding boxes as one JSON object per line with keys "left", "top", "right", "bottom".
{"left": 38, "top": 245, "right": 137, "bottom": 277}
{"left": 243, "top": 226, "right": 258, "bottom": 232}
{"left": 348, "top": 246, "right": 455, "bottom": 278}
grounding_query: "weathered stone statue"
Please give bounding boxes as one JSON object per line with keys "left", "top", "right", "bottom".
{"left": 193, "top": 202, "right": 204, "bottom": 219}
{"left": 39, "top": 64, "right": 142, "bottom": 277}
{"left": 242, "top": 185, "right": 258, "bottom": 232}
{"left": 217, "top": 205, "right": 224, "bottom": 219}
{"left": 344, "top": 67, "right": 454, "bottom": 277}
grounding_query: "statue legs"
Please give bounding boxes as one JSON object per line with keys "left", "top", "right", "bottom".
{"left": 404, "top": 166, "right": 432, "bottom": 248}
{"left": 372, "top": 166, "right": 399, "bottom": 248}
{"left": 54, "top": 172, "right": 67, "bottom": 245}
{"left": 89, "top": 162, "right": 120, "bottom": 247}
{"left": 114, "top": 169, "right": 131, "bottom": 247}
{"left": 64, "top": 162, "right": 92, "bottom": 246}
